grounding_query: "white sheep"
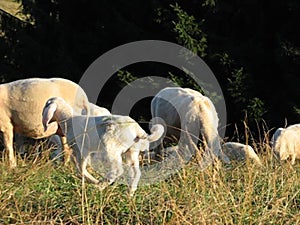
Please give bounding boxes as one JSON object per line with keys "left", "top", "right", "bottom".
{"left": 222, "top": 142, "right": 262, "bottom": 166}
{"left": 84, "top": 102, "right": 111, "bottom": 116}
{"left": 42, "top": 97, "right": 164, "bottom": 196}
{"left": 273, "top": 124, "right": 300, "bottom": 164}
{"left": 48, "top": 103, "right": 111, "bottom": 162}
{"left": 0, "top": 77, "right": 90, "bottom": 167}
{"left": 270, "top": 127, "right": 284, "bottom": 150}
{"left": 151, "top": 87, "right": 230, "bottom": 163}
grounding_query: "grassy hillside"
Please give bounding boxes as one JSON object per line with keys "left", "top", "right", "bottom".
{"left": 1, "top": 141, "right": 300, "bottom": 225}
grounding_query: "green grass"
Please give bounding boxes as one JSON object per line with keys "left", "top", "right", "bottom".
{"left": 1, "top": 141, "right": 300, "bottom": 225}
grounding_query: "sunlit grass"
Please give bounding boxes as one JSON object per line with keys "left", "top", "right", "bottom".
{"left": 1, "top": 135, "right": 300, "bottom": 224}
{"left": 0, "top": 0, "right": 28, "bottom": 21}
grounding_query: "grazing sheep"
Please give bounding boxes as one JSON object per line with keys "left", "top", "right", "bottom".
{"left": 42, "top": 97, "right": 164, "bottom": 196}
{"left": 273, "top": 124, "right": 300, "bottom": 164}
{"left": 84, "top": 103, "right": 111, "bottom": 116}
{"left": 222, "top": 142, "right": 262, "bottom": 166}
{"left": 151, "top": 87, "right": 229, "bottom": 163}
{"left": 0, "top": 77, "right": 90, "bottom": 167}
{"left": 48, "top": 103, "right": 111, "bottom": 162}
{"left": 270, "top": 127, "right": 285, "bottom": 150}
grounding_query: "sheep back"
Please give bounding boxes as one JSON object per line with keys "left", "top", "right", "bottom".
{"left": 64, "top": 115, "right": 145, "bottom": 154}
{"left": 222, "top": 142, "right": 262, "bottom": 165}
{"left": 1, "top": 78, "right": 89, "bottom": 138}
{"left": 274, "top": 125, "right": 300, "bottom": 163}
{"left": 151, "top": 87, "right": 220, "bottom": 147}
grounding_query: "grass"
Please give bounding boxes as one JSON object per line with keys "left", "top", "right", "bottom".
{"left": 1, "top": 137, "right": 300, "bottom": 225}
{"left": 0, "top": 0, "right": 27, "bottom": 21}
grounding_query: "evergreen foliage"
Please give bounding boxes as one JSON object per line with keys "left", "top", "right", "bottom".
{"left": 0, "top": 0, "right": 299, "bottom": 138}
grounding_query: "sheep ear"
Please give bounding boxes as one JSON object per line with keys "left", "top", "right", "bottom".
{"left": 42, "top": 102, "right": 57, "bottom": 132}
{"left": 148, "top": 124, "right": 164, "bottom": 142}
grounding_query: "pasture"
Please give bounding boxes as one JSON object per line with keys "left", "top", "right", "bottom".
{"left": 1, "top": 0, "right": 299, "bottom": 223}
{"left": 1, "top": 136, "right": 300, "bottom": 225}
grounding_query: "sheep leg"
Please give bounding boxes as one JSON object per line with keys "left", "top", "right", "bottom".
{"left": 2, "top": 124, "right": 16, "bottom": 168}
{"left": 291, "top": 154, "right": 296, "bottom": 165}
{"left": 61, "top": 136, "right": 72, "bottom": 164}
{"left": 203, "top": 128, "right": 230, "bottom": 164}
{"left": 71, "top": 148, "right": 99, "bottom": 185}
{"left": 81, "top": 155, "right": 100, "bottom": 184}
{"left": 290, "top": 141, "right": 296, "bottom": 165}
{"left": 125, "top": 150, "right": 141, "bottom": 196}
{"left": 98, "top": 155, "right": 124, "bottom": 190}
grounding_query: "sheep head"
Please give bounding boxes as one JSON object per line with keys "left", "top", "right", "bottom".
{"left": 42, "top": 98, "right": 58, "bottom": 132}
{"left": 42, "top": 97, "right": 73, "bottom": 135}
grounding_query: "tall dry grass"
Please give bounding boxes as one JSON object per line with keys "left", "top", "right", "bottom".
{"left": 0, "top": 130, "right": 300, "bottom": 225}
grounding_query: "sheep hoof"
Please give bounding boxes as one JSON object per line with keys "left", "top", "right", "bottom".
{"left": 129, "top": 190, "right": 136, "bottom": 197}
{"left": 9, "top": 161, "right": 17, "bottom": 169}
{"left": 97, "top": 180, "right": 109, "bottom": 190}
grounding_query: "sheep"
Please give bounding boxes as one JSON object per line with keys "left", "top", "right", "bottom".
{"left": 0, "top": 77, "right": 90, "bottom": 168}
{"left": 151, "top": 87, "right": 230, "bottom": 164}
{"left": 270, "top": 127, "right": 284, "bottom": 150}
{"left": 221, "top": 142, "right": 262, "bottom": 166}
{"left": 84, "top": 102, "right": 111, "bottom": 116}
{"left": 42, "top": 97, "right": 164, "bottom": 196}
{"left": 15, "top": 103, "right": 111, "bottom": 159}
{"left": 48, "top": 103, "right": 111, "bottom": 162}
{"left": 273, "top": 124, "right": 300, "bottom": 164}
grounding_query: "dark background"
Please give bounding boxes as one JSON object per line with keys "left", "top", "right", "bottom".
{"left": 1, "top": 0, "right": 299, "bottom": 142}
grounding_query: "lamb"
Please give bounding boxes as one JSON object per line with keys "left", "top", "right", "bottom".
{"left": 0, "top": 77, "right": 90, "bottom": 168}
{"left": 48, "top": 103, "right": 111, "bottom": 161}
{"left": 17, "top": 103, "right": 111, "bottom": 154}
{"left": 273, "top": 124, "right": 300, "bottom": 164}
{"left": 84, "top": 102, "right": 111, "bottom": 116}
{"left": 42, "top": 97, "right": 164, "bottom": 196}
{"left": 151, "top": 87, "right": 230, "bottom": 163}
{"left": 221, "top": 142, "right": 262, "bottom": 166}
